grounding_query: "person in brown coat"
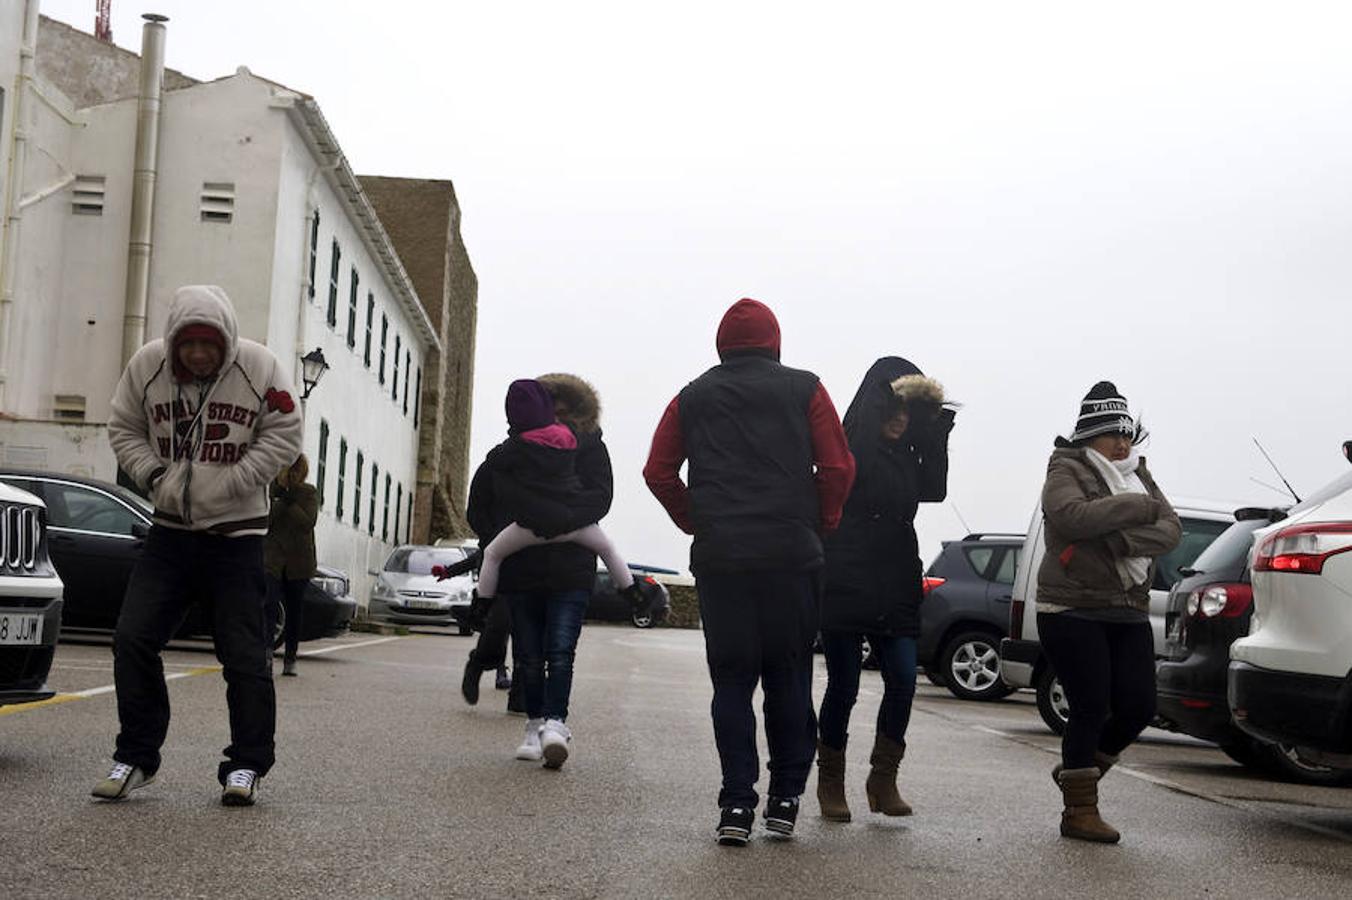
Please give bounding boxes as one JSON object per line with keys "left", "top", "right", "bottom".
{"left": 265, "top": 455, "right": 318, "bottom": 677}
{"left": 1036, "top": 381, "right": 1181, "bottom": 843}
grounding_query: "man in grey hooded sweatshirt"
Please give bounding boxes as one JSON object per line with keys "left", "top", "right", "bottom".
{"left": 92, "top": 285, "right": 303, "bottom": 806}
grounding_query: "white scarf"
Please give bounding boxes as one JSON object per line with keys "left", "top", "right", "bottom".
{"left": 1084, "top": 447, "right": 1151, "bottom": 589}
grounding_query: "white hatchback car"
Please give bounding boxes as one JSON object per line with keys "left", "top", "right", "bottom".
{"left": 1230, "top": 458, "right": 1352, "bottom": 769}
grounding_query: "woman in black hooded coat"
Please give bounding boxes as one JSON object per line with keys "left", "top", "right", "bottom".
{"left": 815, "top": 357, "right": 953, "bottom": 822}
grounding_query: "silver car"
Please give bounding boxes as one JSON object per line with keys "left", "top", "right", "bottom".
{"left": 368, "top": 545, "right": 475, "bottom": 634}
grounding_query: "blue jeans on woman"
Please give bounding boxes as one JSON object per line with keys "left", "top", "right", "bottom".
{"left": 505, "top": 589, "right": 590, "bottom": 721}
{"left": 818, "top": 631, "right": 918, "bottom": 750}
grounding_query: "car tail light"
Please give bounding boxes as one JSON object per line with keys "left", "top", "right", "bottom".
{"left": 1184, "top": 583, "right": 1252, "bottom": 618}
{"left": 1253, "top": 522, "right": 1352, "bottom": 575}
{"left": 643, "top": 576, "right": 658, "bottom": 586}
{"left": 922, "top": 577, "right": 945, "bottom": 595}
{"left": 1009, "top": 596, "right": 1025, "bottom": 638}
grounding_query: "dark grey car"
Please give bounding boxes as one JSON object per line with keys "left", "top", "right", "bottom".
{"left": 918, "top": 534, "right": 1023, "bottom": 701}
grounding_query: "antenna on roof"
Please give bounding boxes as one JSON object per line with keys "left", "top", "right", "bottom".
{"left": 950, "top": 500, "right": 972, "bottom": 534}
{"left": 96, "top": 0, "right": 113, "bottom": 42}
{"left": 1253, "top": 438, "right": 1301, "bottom": 504}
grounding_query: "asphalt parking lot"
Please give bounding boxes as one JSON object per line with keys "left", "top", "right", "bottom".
{"left": 2, "top": 626, "right": 1350, "bottom": 899}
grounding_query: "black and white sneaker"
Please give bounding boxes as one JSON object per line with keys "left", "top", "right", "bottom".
{"left": 221, "top": 769, "right": 259, "bottom": 807}
{"left": 717, "top": 806, "right": 755, "bottom": 847}
{"left": 764, "top": 796, "right": 800, "bottom": 837}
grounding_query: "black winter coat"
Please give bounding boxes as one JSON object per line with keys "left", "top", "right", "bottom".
{"left": 821, "top": 358, "right": 950, "bottom": 638}
{"left": 466, "top": 429, "right": 614, "bottom": 595}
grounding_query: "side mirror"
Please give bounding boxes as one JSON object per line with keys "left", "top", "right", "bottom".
{"left": 367, "top": 567, "right": 381, "bottom": 577}
{"left": 1343, "top": 440, "right": 1352, "bottom": 465}
{"left": 132, "top": 520, "right": 150, "bottom": 539}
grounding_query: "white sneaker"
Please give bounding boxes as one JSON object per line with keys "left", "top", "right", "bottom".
{"left": 221, "top": 768, "right": 260, "bottom": 807}
{"left": 90, "top": 762, "right": 154, "bottom": 800}
{"left": 540, "top": 719, "right": 572, "bottom": 770}
{"left": 515, "top": 718, "right": 545, "bottom": 761}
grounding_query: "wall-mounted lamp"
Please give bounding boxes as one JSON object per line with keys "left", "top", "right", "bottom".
{"left": 299, "top": 348, "right": 330, "bottom": 401}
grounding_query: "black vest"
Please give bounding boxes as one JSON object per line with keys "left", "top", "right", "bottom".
{"left": 678, "top": 354, "right": 823, "bottom": 574}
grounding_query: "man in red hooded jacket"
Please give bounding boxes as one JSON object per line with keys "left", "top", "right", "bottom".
{"left": 645, "top": 297, "right": 854, "bottom": 846}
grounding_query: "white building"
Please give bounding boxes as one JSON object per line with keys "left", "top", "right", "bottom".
{"left": 0, "top": 8, "right": 469, "bottom": 603}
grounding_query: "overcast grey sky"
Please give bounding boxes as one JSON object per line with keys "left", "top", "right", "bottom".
{"left": 41, "top": 0, "right": 1352, "bottom": 569}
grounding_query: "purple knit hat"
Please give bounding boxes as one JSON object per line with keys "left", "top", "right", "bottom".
{"left": 505, "top": 379, "right": 556, "bottom": 432}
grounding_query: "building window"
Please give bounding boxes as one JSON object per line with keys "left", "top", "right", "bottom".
{"left": 402, "top": 350, "right": 411, "bottom": 414}
{"left": 353, "top": 451, "right": 364, "bottom": 528}
{"left": 392, "top": 336, "right": 401, "bottom": 401}
{"left": 317, "top": 419, "right": 329, "bottom": 508}
{"left": 413, "top": 367, "right": 422, "bottom": 429}
{"left": 364, "top": 294, "right": 374, "bottom": 367}
{"left": 368, "top": 464, "right": 378, "bottom": 536}
{"left": 395, "top": 483, "right": 403, "bottom": 544}
{"left": 379, "top": 315, "right": 388, "bottom": 384}
{"left": 382, "top": 474, "right": 391, "bottom": 541}
{"left": 335, "top": 438, "right": 348, "bottom": 520}
{"left": 347, "top": 269, "right": 359, "bottom": 349}
{"left": 406, "top": 493, "right": 414, "bottom": 544}
{"left": 307, "top": 210, "right": 319, "bottom": 301}
{"left": 327, "top": 240, "right": 340, "bottom": 327}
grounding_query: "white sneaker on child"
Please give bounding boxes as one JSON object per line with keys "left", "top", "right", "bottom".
{"left": 515, "top": 718, "right": 545, "bottom": 761}
{"left": 540, "top": 719, "right": 572, "bottom": 770}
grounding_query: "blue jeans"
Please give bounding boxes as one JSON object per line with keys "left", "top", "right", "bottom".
{"left": 697, "top": 571, "right": 819, "bottom": 809}
{"left": 506, "top": 589, "right": 590, "bottom": 721}
{"left": 818, "top": 631, "right": 917, "bottom": 750}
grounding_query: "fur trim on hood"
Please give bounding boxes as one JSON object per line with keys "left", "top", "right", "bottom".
{"left": 537, "top": 373, "right": 601, "bottom": 434}
{"left": 891, "top": 374, "right": 945, "bottom": 408}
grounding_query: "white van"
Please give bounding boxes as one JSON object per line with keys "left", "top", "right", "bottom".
{"left": 1000, "top": 495, "right": 1238, "bottom": 733}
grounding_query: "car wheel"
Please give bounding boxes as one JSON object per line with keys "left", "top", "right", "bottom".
{"left": 271, "top": 601, "right": 286, "bottom": 651}
{"left": 1248, "top": 739, "right": 1352, "bottom": 786}
{"left": 940, "top": 631, "right": 1014, "bottom": 702}
{"left": 924, "top": 666, "right": 947, "bottom": 687}
{"left": 1035, "top": 667, "right": 1069, "bottom": 735}
{"left": 631, "top": 609, "right": 655, "bottom": 629}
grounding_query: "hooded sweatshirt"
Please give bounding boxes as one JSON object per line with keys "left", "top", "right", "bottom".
{"left": 643, "top": 298, "right": 855, "bottom": 574}
{"left": 109, "top": 285, "right": 305, "bottom": 536}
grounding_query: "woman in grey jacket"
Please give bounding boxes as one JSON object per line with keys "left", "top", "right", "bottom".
{"left": 1036, "top": 382, "right": 1180, "bottom": 844}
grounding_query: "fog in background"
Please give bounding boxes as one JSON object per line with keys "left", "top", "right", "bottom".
{"left": 43, "top": 0, "right": 1352, "bottom": 569}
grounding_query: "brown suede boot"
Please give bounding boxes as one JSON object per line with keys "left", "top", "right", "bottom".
{"left": 1058, "top": 767, "right": 1121, "bottom": 843}
{"left": 1050, "top": 751, "right": 1118, "bottom": 785}
{"left": 864, "top": 735, "right": 913, "bottom": 816}
{"left": 816, "top": 741, "right": 851, "bottom": 822}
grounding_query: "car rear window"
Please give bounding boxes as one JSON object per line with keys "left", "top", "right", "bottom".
{"left": 1153, "top": 518, "right": 1231, "bottom": 590}
{"left": 1187, "top": 518, "right": 1266, "bottom": 575}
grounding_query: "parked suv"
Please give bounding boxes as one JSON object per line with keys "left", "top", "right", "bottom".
{"left": 0, "top": 481, "right": 64, "bottom": 707}
{"left": 1001, "top": 496, "right": 1237, "bottom": 734}
{"left": 918, "top": 534, "right": 1022, "bottom": 701}
{"left": 1230, "top": 455, "right": 1352, "bottom": 773}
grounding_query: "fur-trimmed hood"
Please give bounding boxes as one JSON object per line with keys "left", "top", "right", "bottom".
{"left": 537, "top": 373, "right": 601, "bottom": 434}
{"left": 891, "top": 374, "right": 945, "bottom": 408}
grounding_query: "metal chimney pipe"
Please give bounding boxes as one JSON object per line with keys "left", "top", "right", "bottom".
{"left": 121, "top": 13, "right": 169, "bottom": 366}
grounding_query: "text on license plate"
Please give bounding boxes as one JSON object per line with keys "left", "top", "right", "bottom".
{"left": 406, "top": 599, "right": 445, "bottom": 610}
{"left": 0, "top": 612, "right": 43, "bottom": 646}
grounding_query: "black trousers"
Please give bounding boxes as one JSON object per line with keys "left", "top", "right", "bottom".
{"left": 697, "top": 570, "right": 819, "bottom": 809}
{"left": 472, "top": 595, "right": 513, "bottom": 670}
{"left": 268, "top": 574, "right": 307, "bottom": 659}
{"left": 113, "top": 527, "right": 275, "bottom": 783}
{"left": 1037, "top": 612, "right": 1156, "bottom": 770}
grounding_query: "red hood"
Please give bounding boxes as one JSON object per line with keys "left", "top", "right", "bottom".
{"left": 716, "top": 298, "right": 781, "bottom": 361}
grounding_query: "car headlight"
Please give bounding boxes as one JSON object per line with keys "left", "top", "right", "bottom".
{"left": 314, "top": 576, "right": 346, "bottom": 597}
{"left": 371, "top": 579, "right": 396, "bottom": 601}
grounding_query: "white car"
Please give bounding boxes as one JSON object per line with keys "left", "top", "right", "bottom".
{"left": 1230, "top": 455, "right": 1352, "bottom": 769}
{"left": 1000, "top": 496, "right": 1238, "bottom": 733}
{"left": 0, "top": 481, "right": 65, "bottom": 707}
{"left": 367, "top": 544, "right": 476, "bottom": 635}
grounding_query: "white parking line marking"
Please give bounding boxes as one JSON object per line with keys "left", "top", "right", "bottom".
{"left": 967, "top": 722, "right": 1352, "bottom": 844}
{"left": 0, "top": 636, "right": 403, "bottom": 717}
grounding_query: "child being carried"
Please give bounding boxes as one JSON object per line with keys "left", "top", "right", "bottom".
{"left": 435, "top": 379, "right": 649, "bottom": 623}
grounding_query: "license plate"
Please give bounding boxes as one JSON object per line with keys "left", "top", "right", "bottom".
{"left": 406, "top": 598, "right": 445, "bottom": 610}
{"left": 0, "top": 611, "right": 43, "bottom": 646}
